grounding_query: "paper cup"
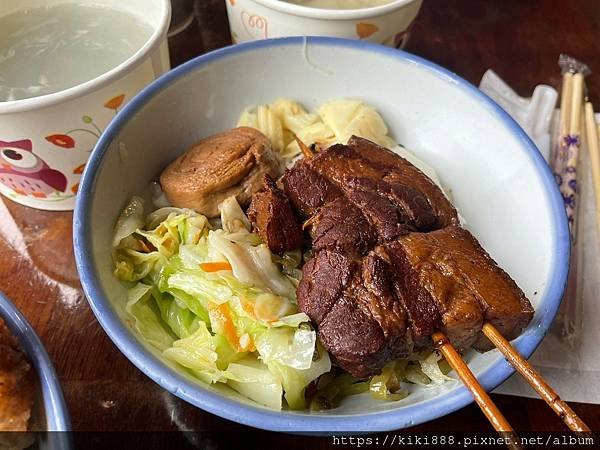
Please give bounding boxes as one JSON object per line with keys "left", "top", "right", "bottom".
{"left": 0, "top": 0, "right": 171, "bottom": 210}
{"left": 226, "top": 0, "right": 423, "bottom": 48}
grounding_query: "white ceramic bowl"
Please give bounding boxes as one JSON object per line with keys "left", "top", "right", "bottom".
{"left": 74, "top": 37, "right": 569, "bottom": 432}
{"left": 226, "top": 0, "right": 423, "bottom": 48}
{"left": 0, "top": 0, "right": 171, "bottom": 211}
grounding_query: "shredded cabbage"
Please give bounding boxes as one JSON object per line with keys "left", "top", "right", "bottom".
{"left": 417, "top": 350, "right": 454, "bottom": 385}
{"left": 310, "top": 353, "right": 454, "bottom": 410}
{"left": 113, "top": 196, "right": 145, "bottom": 247}
{"left": 309, "top": 372, "right": 369, "bottom": 410}
{"left": 113, "top": 196, "right": 329, "bottom": 410}
{"left": 125, "top": 283, "right": 175, "bottom": 351}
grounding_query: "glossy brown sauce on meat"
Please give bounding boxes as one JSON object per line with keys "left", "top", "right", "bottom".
{"left": 247, "top": 175, "right": 303, "bottom": 255}
{"left": 282, "top": 136, "right": 533, "bottom": 378}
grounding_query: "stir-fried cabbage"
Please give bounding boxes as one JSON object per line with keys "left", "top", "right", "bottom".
{"left": 366, "top": 351, "right": 454, "bottom": 405}
{"left": 308, "top": 351, "right": 455, "bottom": 410}
{"left": 113, "top": 195, "right": 330, "bottom": 409}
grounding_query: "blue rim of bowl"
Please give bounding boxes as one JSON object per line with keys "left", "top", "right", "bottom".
{"left": 73, "top": 36, "right": 570, "bottom": 433}
{"left": 0, "top": 291, "right": 71, "bottom": 432}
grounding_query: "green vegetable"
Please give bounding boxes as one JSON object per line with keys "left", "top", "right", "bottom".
{"left": 163, "top": 321, "right": 229, "bottom": 384}
{"left": 369, "top": 361, "right": 408, "bottom": 401}
{"left": 310, "top": 372, "right": 369, "bottom": 411}
{"left": 113, "top": 196, "right": 328, "bottom": 410}
{"left": 125, "top": 283, "right": 175, "bottom": 351}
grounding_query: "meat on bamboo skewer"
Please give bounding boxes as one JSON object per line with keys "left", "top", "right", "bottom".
{"left": 279, "top": 135, "right": 588, "bottom": 434}
{"left": 292, "top": 136, "right": 520, "bottom": 439}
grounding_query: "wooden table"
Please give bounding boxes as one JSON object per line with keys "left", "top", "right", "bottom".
{"left": 1, "top": 0, "right": 598, "bottom": 439}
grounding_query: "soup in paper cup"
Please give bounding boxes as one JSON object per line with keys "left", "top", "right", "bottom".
{"left": 0, "top": 0, "right": 171, "bottom": 210}
{"left": 226, "top": 0, "right": 423, "bottom": 48}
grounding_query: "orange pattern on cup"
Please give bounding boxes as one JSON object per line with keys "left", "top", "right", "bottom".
{"left": 356, "top": 23, "right": 379, "bottom": 39}
{"left": 104, "top": 94, "right": 125, "bottom": 111}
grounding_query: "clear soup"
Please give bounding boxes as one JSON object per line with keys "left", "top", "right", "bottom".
{"left": 0, "top": 3, "right": 153, "bottom": 102}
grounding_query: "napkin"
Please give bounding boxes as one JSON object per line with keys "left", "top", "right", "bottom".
{"left": 480, "top": 71, "right": 600, "bottom": 404}
{"left": 480, "top": 70, "right": 557, "bottom": 161}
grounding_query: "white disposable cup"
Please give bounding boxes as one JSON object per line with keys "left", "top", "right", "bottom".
{"left": 226, "top": 0, "right": 423, "bottom": 48}
{"left": 0, "top": 0, "right": 171, "bottom": 210}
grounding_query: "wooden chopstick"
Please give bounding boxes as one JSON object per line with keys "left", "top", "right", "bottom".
{"left": 432, "top": 332, "right": 521, "bottom": 449}
{"left": 569, "top": 74, "right": 585, "bottom": 137}
{"left": 559, "top": 72, "right": 574, "bottom": 137}
{"left": 584, "top": 102, "right": 600, "bottom": 240}
{"left": 482, "top": 323, "right": 590, "bottom": 432}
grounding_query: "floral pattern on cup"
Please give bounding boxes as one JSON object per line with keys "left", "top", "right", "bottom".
{"left": 46, "top": 94, "right": 125, "bottom": 153}
{"left": 0, "top": 94, "right": 126, "bottom": 202}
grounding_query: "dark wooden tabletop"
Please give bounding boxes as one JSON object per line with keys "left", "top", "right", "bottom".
{"left": 1, "top": 0, "right": 598, "bottom": 441}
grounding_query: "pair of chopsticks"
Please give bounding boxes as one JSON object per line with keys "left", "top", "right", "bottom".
{"left": 296, "top": 137, "right": 590, "bottom": 443}
{"left": 556, "top": 67, "right": 600, "bottom": 235}
{"left": 554, "top": 68, "right": 600, "bottom": 346}
{"left": 553, "top": 71, "right": 585, "bottom": 344}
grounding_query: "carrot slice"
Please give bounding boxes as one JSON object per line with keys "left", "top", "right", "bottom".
{"left": 200, "top": 261, "right": 232, "bottom": 272}
{"left": 210, "top": 303, "right": 240, "bottom": 351}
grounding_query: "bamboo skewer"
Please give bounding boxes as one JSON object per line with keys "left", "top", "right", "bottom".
{"left": 295, "top": 136, "right": 520, "bottom": 442}
{"left": 432, "top": 332, "right": 521, "bottom": 450}
{"left": 297, "top": 132, "right": 591, "bottom": 434}
{"left": 482, "top": 324, "right": 589, "bottom": 432}
{"left": 296, "top": 136, "right": 314, "bottom": 158}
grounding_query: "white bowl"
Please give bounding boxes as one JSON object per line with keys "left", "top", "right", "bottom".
{"left": 0, "top": 0, "right": 171, "bottom": 211}
{"left": 226, "top": 0, "right": 423, "bottom": 48}
{"left": 74, "top": 37, "right": 569, "bottom": 432}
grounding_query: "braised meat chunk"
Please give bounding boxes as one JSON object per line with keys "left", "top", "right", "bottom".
{"left": 283, "top": 137, "right": 458, "bottom": 247}
{"left": 247, "top": 175, "right": 303, "bottom": 255}
{"left": 298, "top": 250, "right": 411, "bottom": 378}
{"left": 380, "top": 231, "right": 483, "bottom": 352}
{"left": 161, "top": 127, "right": 283, "bottom": 217}
{"left": 284, "top": 136, "right": 533, "bottom": 378}
{"left": 417, "top": 227, "right": 534, "bottom": 351}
